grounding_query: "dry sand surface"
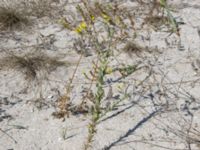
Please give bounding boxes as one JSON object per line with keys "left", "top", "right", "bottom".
{"left": 0, "top": 0, "right": 200, "bottom": 150}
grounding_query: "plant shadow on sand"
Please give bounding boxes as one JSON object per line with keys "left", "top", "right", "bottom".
{"left": 103, "top": 108, "right": 162, "bottom": 150}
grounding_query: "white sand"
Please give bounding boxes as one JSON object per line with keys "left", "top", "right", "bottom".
{"left": 0, "top": 0, "right": 200, "bottom": 150}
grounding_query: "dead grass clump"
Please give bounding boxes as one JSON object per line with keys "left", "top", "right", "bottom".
{"left": 0, "top": 50, "right": 70, "bottom": 80}
{"left": 0, "top": 0, "right": 60, "bottom": 31}
{"left": 143, "top": 15, "right": 169, "bottom": 30}
{"left": 123, "top": 41, "right": 145, "bottom": 56}
{"left": 0, "top": 5, "right": 30, "bottom": 30}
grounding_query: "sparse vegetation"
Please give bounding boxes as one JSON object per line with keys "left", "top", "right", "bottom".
{"left": 0, "top": 0, "right": 200, "bottom": 150}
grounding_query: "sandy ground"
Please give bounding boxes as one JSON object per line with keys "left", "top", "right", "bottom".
{"left": 1, "top": 0, "right": 200, "bottom": 150}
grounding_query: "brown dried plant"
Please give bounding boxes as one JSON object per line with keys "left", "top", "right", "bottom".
{"left": 0, "top": 49, "right": 70, "bottom": 80}
{"left": 0, "top": 0, "right": 60, "bottom": 31}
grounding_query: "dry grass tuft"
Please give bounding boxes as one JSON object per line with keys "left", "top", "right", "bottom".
{"left": 0, "top": 0, "right": 60, "bottom": 31}
{"left": 0, "top": 50, "right": 70, "bottom": 80}
{"left": 143, "top": 15, "right": 169, "bottom": 29}
{"left": 0, "top": 4, "right": 30, "bottom": 30}
{"left": 123, "top": 41, "right": 145, "bottom": 56}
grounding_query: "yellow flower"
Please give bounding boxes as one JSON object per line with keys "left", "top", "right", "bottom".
{"left": 90, "top": 15, "right": 95, "bottom": 21}
{"left": 75, "top": 21, "right": 87, "bottom": 34}
{"left": 105, "top": 67, "right": 113, "bottom": 74}
{"left": 80, "top": 22, "right": 87, "bottom": 28}
{"left": 101, "top": 13, "right": 111, "bottom": 23}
